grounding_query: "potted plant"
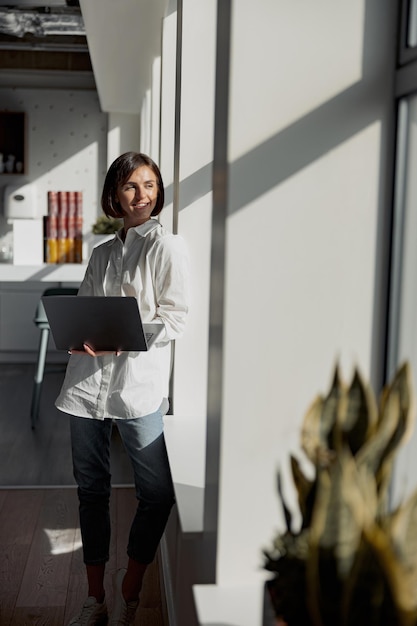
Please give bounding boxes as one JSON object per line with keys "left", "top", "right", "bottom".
{"left": 263, "top": 362, "right": 417, "bottom": 626}
{"left": 91, "top": 215, "right": 122, "bottom": 234}
{"left": 85, "top": 215, "right": 123, "bottom": 256}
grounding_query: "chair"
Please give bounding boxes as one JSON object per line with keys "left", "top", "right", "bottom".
{"left": 30, "top": 286, "right": 78, "bottom": 429}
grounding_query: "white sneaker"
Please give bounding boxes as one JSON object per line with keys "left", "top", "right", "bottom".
{"left": 68, "top": 596, "right": 108, "bottom": 625}
{"left": 109, "top": 569, "right": 139, "bottom": 625}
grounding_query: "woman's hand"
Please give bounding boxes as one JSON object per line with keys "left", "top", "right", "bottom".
{"left": 69, "top": 343, "right": 121, "bottom": 357}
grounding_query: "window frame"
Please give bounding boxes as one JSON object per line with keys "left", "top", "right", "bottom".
{"left": 399, "top": 0, "right": 417, "bottom": 66}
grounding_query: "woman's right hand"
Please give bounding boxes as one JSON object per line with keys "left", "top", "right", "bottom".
{"left": 69, "top": 343, "right": 121, "bottom": 357}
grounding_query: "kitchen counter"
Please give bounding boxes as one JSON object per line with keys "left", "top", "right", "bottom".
{"left": 0, "top": 263, "right": 87, "bottom": 283}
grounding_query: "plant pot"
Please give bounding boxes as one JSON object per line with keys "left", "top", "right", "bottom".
{"left": 263, "top": 581, "right": 289, "bottom": 626}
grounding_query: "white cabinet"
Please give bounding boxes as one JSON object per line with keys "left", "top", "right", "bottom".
{"left": 0, "top": 280, "right": 80, "bottom": 360}
{"left": 0, "top": 285, "right": 45, "bottom": 351}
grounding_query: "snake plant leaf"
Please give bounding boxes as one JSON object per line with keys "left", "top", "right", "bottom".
{"left": 362, "top": 523, "right": 417, "bottom": 619}
{"left": 355, "top": 389, "right": 400, "bottom": 488}
{"left": 301, "top": 394, "right": 325, "bottom": 465}
{"left": 277, "top": 470, "right": 293, "bottom": 532}
{"left": 376, "top": 362, "right": 414, "bottom": 470}
{"left": 264, "top": 361, "right": 417, "bottom": 626}
{"left": 356, "top": 363, "right": 413, "bottom": 510}
{"left": 342, "top": 530, "right": 415, "bottom": 626}
{"left": 311, "top": 449, "right": 365, "bottom": 577}
{"left": 305, "top": 468, "right": 332, "bottom": 626}
{"left": 389, "top": 487, "right": 417, "bottom": 602}
{"left": 290, "top": 455, "right": 316, "bottom": 529}
{"left": 354, "top": 463, "right": 378, "bottom": 525}
{"left": 306, "top": 449, "right": 365, "bottom": 625}
{"left": 373, "top": 364, "right": 413, "bottom": 510}
{"left": 320, "top": 365, "right": 345, "bottom": 453}
{"left": 341, "top": 369, "right": 378, "bottom": 457}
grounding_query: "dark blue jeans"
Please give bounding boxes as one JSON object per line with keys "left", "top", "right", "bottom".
{"left": 70, "top": 409, "right": 175, "bottom": 565}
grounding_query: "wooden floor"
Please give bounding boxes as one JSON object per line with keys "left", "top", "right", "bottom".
{"left": 0, "top": 363, "right": 133, "bottom": 487}
{"left": 0, "top": 487, "right": 167, "bottom": 625}
{"left": 0, "top": 363, "right": 168, "bottom": 625}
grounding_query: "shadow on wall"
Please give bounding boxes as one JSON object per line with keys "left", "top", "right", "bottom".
{"left": 172, "top": 0, "right": 395, "bottom": 395}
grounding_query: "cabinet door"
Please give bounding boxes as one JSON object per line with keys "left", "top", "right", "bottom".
{"left": 0, "top": 289, "right": 59, "bottom": 352}
{"left": 0, "top": 290, "right": 42, "bottom": 351}
{"left": 0, "top": 112, "right": 25, "bottom": 174}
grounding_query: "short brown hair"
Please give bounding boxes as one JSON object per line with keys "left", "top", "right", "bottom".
{"left": 101, "top": 152, "right": 165, "bottom": 219}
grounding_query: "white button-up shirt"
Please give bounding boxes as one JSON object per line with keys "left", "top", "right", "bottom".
{"left": 55, "top": 219, "right": 190, "bottom": 420}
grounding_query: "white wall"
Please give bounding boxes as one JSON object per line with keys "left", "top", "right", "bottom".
{"left": 0, "top": 87, "right": 107, "bottom": 261}
{"left": 213, "top": 0, "right": 397, "bottom": 589}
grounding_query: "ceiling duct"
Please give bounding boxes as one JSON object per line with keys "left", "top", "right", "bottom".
{"left": 0, "top": 9, "right": 85, "bottom": 39}
{"left": 0, "top": 1, "right": 87, "bottom": 52}
{"left": 0, "top": 1, "right": 92, "bottom": 76}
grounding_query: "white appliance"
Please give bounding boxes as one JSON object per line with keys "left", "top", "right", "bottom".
{"left": 4, "top": 183, "right": 38, "bottom": 219}
{"left": 13, "top": 219, "right": 44, "bottom": 265}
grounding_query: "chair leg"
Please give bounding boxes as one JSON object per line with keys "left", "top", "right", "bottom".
{"left": 30, "top": 327, "right": 49, "bottom": 429}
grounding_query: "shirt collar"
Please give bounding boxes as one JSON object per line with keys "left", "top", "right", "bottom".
{"left": 114, "top": 218, "right": 160, "bottom": 244}
{"left": 131, "top": 218, "right": 161, "bottom": 237}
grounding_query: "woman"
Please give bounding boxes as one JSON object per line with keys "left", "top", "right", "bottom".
{"left": 56, "top": 152, "right": 190, "bottom": 625}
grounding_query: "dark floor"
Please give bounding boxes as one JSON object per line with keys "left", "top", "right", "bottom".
{"left": 0, "top": 362, "right": 133, "bottom": 486}
{"left": 0, "top": 487, "right": 166, "bottom": 626}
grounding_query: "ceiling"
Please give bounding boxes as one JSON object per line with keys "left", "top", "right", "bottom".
{"left": 0, "top": 0, "right": 91, "bottom": 74}
{"left": 0, "top": 0, "right": 170, "bottom": 115}
{"left": 79, "top": 0, "right": 169, "bottom": 114}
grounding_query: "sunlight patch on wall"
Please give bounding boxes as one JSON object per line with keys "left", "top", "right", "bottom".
{"left": 226, "top": 120, "right": 381, "bottom": 419}
{"left": 107, "top": 123, "right": 121, "bottom": 166}
{"left": 229, "top": 0, "right": 366, "bottom": 162}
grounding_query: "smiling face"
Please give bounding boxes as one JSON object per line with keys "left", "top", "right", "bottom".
{"left": 115, "top": 165, "right": 159, "bottom": 229}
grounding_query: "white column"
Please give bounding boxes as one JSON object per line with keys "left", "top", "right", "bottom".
{"left": 173, "top": 0, "right": 217, "bottom": 419}
{"left": 140, "top": 90, "right": 151, "bottom": 156}
{"left": 159, "top": 6, "right": 178, "bottom": 231}
{"left": 150, "top": 56, "right": 162, "bottom": 163}
{"left": 107, "top": 112, "right": 140, "bottom": 167}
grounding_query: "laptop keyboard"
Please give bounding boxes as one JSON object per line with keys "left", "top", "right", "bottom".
{"left": 145, "top": 332, "right": 154, "bottom": 342}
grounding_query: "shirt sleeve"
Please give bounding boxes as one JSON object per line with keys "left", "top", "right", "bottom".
{"left": 77, "top": 251, "right": 96, "bottom": 296}
{"left": 152, "top": 234, "right": 190, "bottom": 342}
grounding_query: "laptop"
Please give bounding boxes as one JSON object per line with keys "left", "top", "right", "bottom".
{"left": 41, "top": 295, "right": 163, "bottom": 352}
